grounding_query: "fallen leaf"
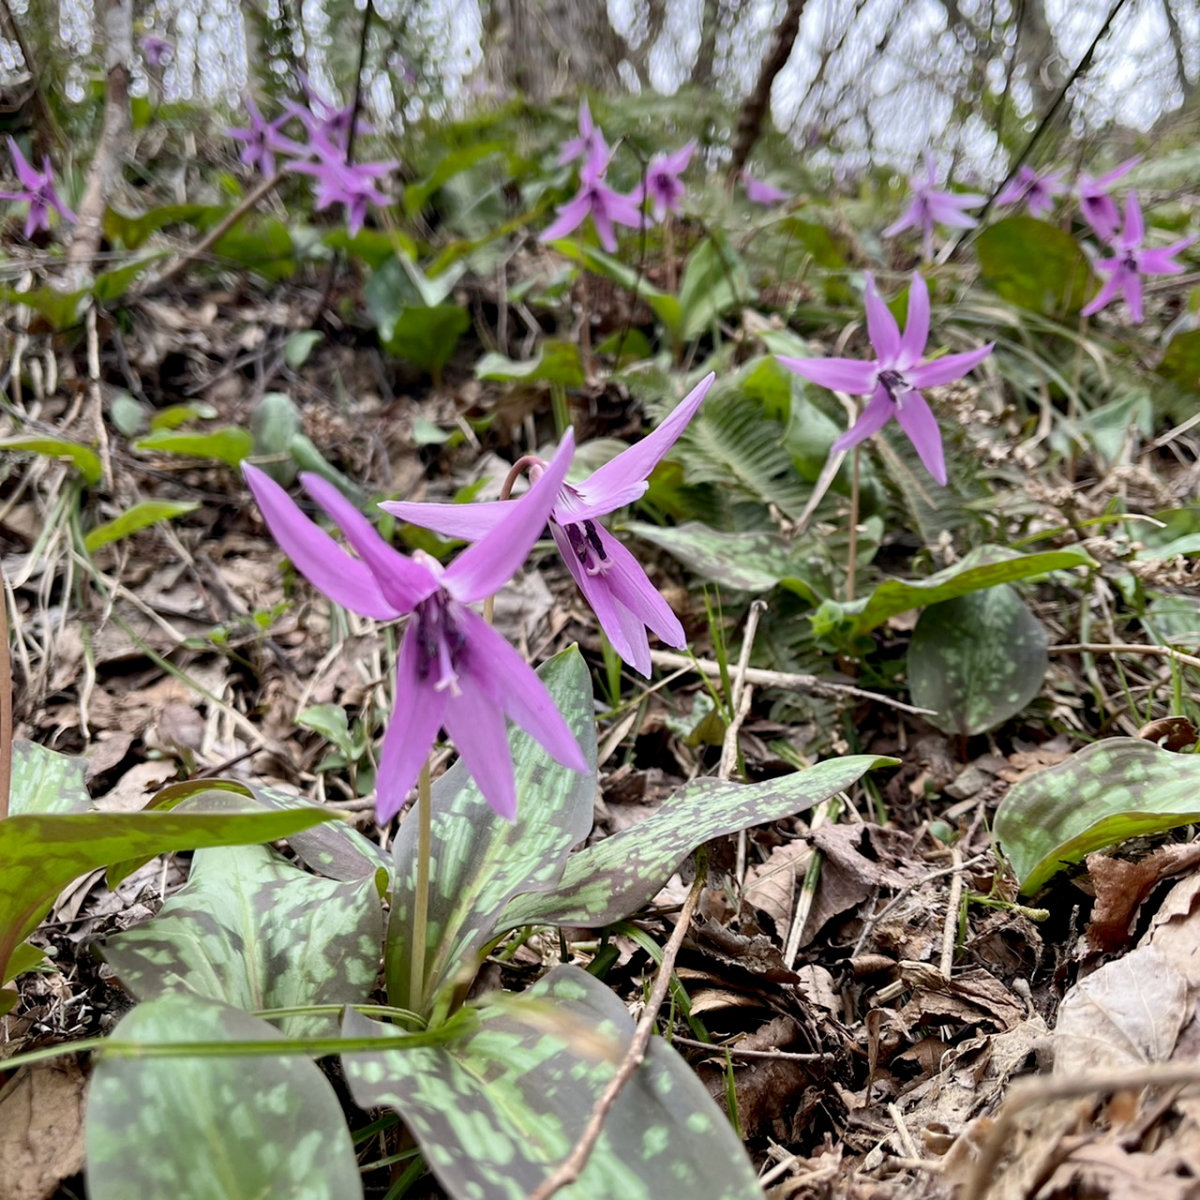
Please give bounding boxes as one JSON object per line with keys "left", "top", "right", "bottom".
{"left": 0, "top": 1062, "right": 86, "bottom": 1200}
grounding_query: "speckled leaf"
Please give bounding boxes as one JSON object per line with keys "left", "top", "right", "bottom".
{"left": 11, "top": 740, "right": 90, "bottom": 815}
{"left": 342, "top": 965, "right": 760, "bottom": 1200}
{"left": 811, "top": 544, "right": 1094, "bottom": 649}
{"left": 995, "top": 739, "right": 1200, "bottom": 894}
{"left": 502, "top": 755, "right": 894, "bottom": 929}
{"left": 387, "top": 648, "right": 597, "bottom": 1013}
{"left": 907, "top": 586, "right": 1048, "bottom": 736}
{"left": 87, "top": 993, "right": 362, "bottom": 1200}
{"left": 976, "top": 216, "right": 1094, "bottom": 317}
{"left": 101, "top": 843, "right": 384, "bottom": 1037}
{"left": 0, "top": 794, "right": 334, "bottom": 997}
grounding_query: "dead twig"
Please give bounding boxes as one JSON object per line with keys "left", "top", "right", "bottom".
{"left": 669, "top": 1035, "right": 831, "bottom": 1063}
{"left": 648, "top": 650, "right": 936, "bottom": 716}
{"left": 1050, "top": 642, "right": 1200, "bottom": 673}
{"left": 939, "top": 846, "right": 964, "bottom": 979}
{"left": 527, "top": 866, "right": 707, "bottom": 1200}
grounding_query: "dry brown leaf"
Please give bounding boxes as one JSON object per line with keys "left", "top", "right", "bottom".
{"left": 1087, "top": 844, "right": 1200, "bottom": 954}
{"left": 744, "top": 840, "right": 810, "bottom": 932}
{"left": 0, "top": 1063, "right": 86, "bottom": 1200}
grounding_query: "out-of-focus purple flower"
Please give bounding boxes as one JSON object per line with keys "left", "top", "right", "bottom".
{"left": 777, "top": 272, "right": 993, "bottom": 486}
{"left": 0, "top": 137, "right": 75, "bottom": 237}
{"left": 228, "top": 95, "right": 296, "bottom": 177}
{"left": 558, "top": 99, "right": 606, "bottom": 167}
{"left": 994, "top": 165, "right": 1065, "bottom": 218}
{"left": 882, "top": 152, "right": 985, "bottom": 259}
{"left": 1081, "top": 191, "right": 1194, "bottom": 324}
{"left": 740, "top": 171, "right": 790, "bottom": 206}
{"left": 139, "top": 34, "right": 173, "bottom": 67}
{"left": 244, "top": 432, "right": 586, "bottom": 823}
{"left": 287, "top": 131, "right": 397, "bottom": 235}
{"left": 634, "top": 141, "right": 695, "bottom": 222}
{"left": 286, "top": 75, "right": 374, "bottom": 151}
{"left": 1077, "top": 156, "right": 1140, "bottom": 243}
{"left": 382, "top": 374, "right": 715, "bottom": 676}
{"left": 540, "top": 141, "right": 643, "bottom": 253}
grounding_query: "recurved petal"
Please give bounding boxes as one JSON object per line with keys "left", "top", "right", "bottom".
{"left": 1120, "top": 269, "right": 1144, "bottom": 323}
{"left": 591, "top": 205, "right": 617, "bottom": 252}
{"left": 457, "top": 606, "right": 588, "bottom": 772}
{"left": 777, "top": 355, "right": 878, "bottom": 395}
{"left": 864, "top": 273, "right": 902, "bottom": 364}
{"left": 590, "top": 524, "right": 685, "bottom": 650}
{"left": 552, "top": 524, "right": 649, "bottom": 676}
{"left": 445, "top": 429, "right": 575, "bottom": 603}
{"left": 442, "top": 674, "right": 518, "bottom": 820}
{"left": 906, "top": 343, "right": 993, "bottom": 389}
{"left": 571, "top": 373, "right": 715, "bottom": 518}
{"left": 1081, "top": 270, "right": 1124, "bottom": 317}
{"left": 831, "top": 387, "right": 895, "bottom": 454}
{"left": 378, "top": 498, "right": 510, "bottom": 540}
{"left": 898, "top": 271, "right": 930, "bottom": 369}
{"left": 895, "top": 391, "right": 947, "bottom": 486}
{"left": 300, "top": 472, "right": 435, "bottom": 612}
{"left": 7, "top": 137, "right": 41, "bottom": 190}
{"left": 927, "top": 196, "right": 980, "bottom": 228}
{"left": 540, "top": 192, "right": 592, "bottom": 243}
{"left": 375, "top": 630, "right": 447, "bottom": 823}
{"left": 243, "top": 464, "right": 400, "bottom": 620}
{"left": 882, "top": 201, "right": 920, "bottom": 239}
{"left": 1120, "top": 191, "right": 1144, "bottom": 251}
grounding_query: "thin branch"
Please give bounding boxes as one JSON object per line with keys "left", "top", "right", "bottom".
{"left": 648, "top": 650, "right": 936, "bottom": 716}
{"left": 1050, "top": 641, "right": 1200, "bottom": 673}
{"left": 528, "top": 867, "right": 707, "bottom": 1200}
{"left": 0, "top": 0, "right": 59, "bottom": 148}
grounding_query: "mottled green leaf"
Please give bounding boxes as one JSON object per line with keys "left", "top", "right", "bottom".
{"left": 343, "top": 965, "right": 760, "bottom": 1200}
{"left": 0, "top": 435, "right": 102, "bottom": 485}
{"left": 404, "top": 141, "right": 504, "bottom": 215}
{"left": 1158, "top": 329, "right": 1200, "bottom": 392}
{"left": 503, "top": 755, "right": 894, "bottom": 929}
{"left": 907, "top": 586, "right": 1048, "bottom": 735}
{"left": 1, "top": 285, "right": 86, "bottom": 330}
{"left": 284, "top": 330, "right": 323, "bottom": 369}
{"left": 381, "top": 304, "right": 471, "bottom": 373}
{"left": 88, "top": 993, "right": 362, "bottom": 1200}
{"left": 994, "top": 739, "right": 1200, "bottom": 894}
{"left": 11, "top": 739, "right": 90, "bottom": 815}
{"left": 0, "top": 794, "right": 334, "bottom": 992}
{"left": 387, "top": 648, "right": 597, "bottom": 1013}
{"left": 102, "top": 843, "right": 384, "bottom": 1037}
{"left": 976, "top": 216, "right": 1094, "bottom": 317}
{"left": 213, "top": 216, "right": 295, "bottom": 282}
{"left": 250, "top": 392, "right": 304, "bottom": 484}
{"left": 678, "top": 235, "right": 755, "bottom": 341}
{"left": 476, "top": 340, "right": 585, "bottom": 387}
{"left": 104, "top": 202, "right": 226, "bottom": 250}
{"left": 811, "top": 544, "right": 1094, "bottom": 649}
{"left": 132, "top": 426, "right": 253, "bottom": 468}
{"left": 84, "top": 500, "right": 201, "bottom": 553}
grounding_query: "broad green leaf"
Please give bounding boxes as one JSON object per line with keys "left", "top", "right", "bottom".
{"left": 102, "top": 843, "right": 384, "bottom": 1037}
{"left": 150, "top": 401, "right": 218, "bottom": 431}
{"left": 104, "top": 202, "right": 227, "bottom": 250}
{"left": 296, "top": 704, "right": 354, "bottom": 756}
{"left": 0, "top": 794, "right": 334, "bottom": 992}
{"left": 503, "top": 755, "right": 894, "bottom": 929}
{"left": 325, "top": 225, "right": 406, "bottom": 268}
{"left": 380, "top": 304, "right": 471, "bottom": 372}
{"left": 994, "top": 739, "right": 1200, "bottom": 894}
{"left": 84, "top": 500, "right": 201, "bottom": 553}
{"left": 907, "top": 586, "right": 1048, "bottom": 735}
{"left": 0, "top": 435, "right": 102, "bottom": 485}
{"left": 365, "top": 252, "right": 464, "bottom": 322}
{"left": 404, "top": 141, "right": 504, "bottom": 215}
{"left": 1, "top": 285, "right": 87, "bottom": 330}
{"left": 213, "top": 216, "right": 295, "bottom": 282}
{"left": 976, "top": 216, "right": 1094, "bottom": 317}
{"left": 625, "top": 520, "right": 821, "bottom": 599}
{"left": 678, "top": 235, "right": 755, "bottom": 341}
{"left": 132, "top": 426, "right": 253, "bottom": 468}
{"left": 88, "top": 993, "right": 362, "bottom": 1200}
{"left": 387, "top": 648, "right": 597, "bottom": 1013}
{"left": 250, "top": 391, "right": 303, "bottom": 484}
{"left": 547, "top": 239, "right": 683, "bottom": 340}
{"left": 342, "top": 965, "right": 761, "bottom": 1200}
{"left": 476, "top": 340, "right": 585, "bottom": 387}
{"left": 811, "top": 544, "right": 1094, "bottom": 650}
{"left": 1157, "top": 329, "right": 1200, "bottom": 391}
{"left": 11, "top": 739, "right": 91, "bottom": 815}
{"left": 91, "top": 254, "right": 168, "bottom": 306}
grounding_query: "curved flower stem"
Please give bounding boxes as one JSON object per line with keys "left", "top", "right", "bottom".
{"left": 408, "top": 761, "right": 433, "bottom": 1014}
{"left": 846, "top": 444, "right": 860, "bottom": 603}
{"left": 482, "top": 455, "right": 542, "bottom": 626}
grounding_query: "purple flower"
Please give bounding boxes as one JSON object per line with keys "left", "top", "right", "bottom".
{"left": 381, "top": 374, "right": 715, "bottom": 675}
{"left": 777, "top": 273, "right": 993, "bottom": 486}
{"left": 1081, "top": 191, "right": 1194, "bottom": 324}
{"left": 740, "top": 171, "right": 790, "bottom": 206}
{"left": 228, "top": 95, "right": 296, "bottom": 178}
{"left": 882, "top": 153, "right": 985, "bottom": 259}
{"left": 635, "top": 141, "right": 695, "bottom": 222}
{"left": 244, "top": 432, "right": 586, "bottom": 823}
{"left": 540, "top": 141, "right": 643, "bottom": 253}
{"left": 558, "top": 99, "right": 606, "bottom": 167}
{"left": 139, "top": 34, "right": 173, "bottom": 67}
{"left": 1077, "top": 156, "right": 1140, "bottom": 243}
{"left": 994, "top": 165, "right": 1065, "bottom": 218}
{"left": 286, "top": 75, "right": 374, "bottom": 151}
{"left": 0, "top": 137, "right": 75, "bottom": 237}
{"left": 287, "top": 131, "right": 396, "bottom": 235}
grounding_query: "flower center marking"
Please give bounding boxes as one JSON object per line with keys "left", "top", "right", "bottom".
{"left": 564, "top": 519, "right": 610, "bottom": 577}
{"left": 414, "top": 592, "right": 466, "bottom": 696}
{"left": 878, "top": 368, "right": 915, "bottom": 405}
